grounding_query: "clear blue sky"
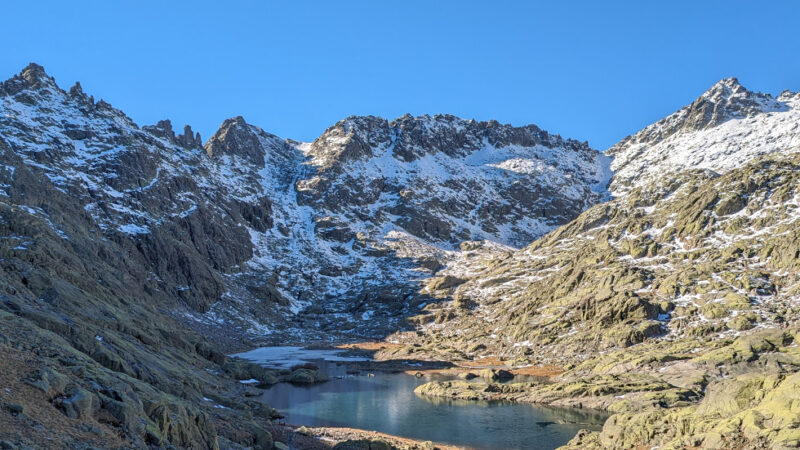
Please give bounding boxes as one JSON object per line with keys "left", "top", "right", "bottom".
{"left": 2, "top": 1, "right": 799, "bottom": 149}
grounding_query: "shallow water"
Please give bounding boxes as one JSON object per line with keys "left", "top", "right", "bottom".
{"left": 242, "top": 348, "right": 608, "bottom": 450}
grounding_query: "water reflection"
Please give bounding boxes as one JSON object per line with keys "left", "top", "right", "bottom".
{"left": 261, "top": 361, "right": 608, "bottom": 450}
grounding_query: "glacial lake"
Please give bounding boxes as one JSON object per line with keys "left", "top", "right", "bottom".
{"left": 236, "top": 347, "right": 608, "bottom": 450}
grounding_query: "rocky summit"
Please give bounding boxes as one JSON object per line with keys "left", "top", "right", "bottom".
{"left": 1, "top": 62, "right": 800, "bottom": 450}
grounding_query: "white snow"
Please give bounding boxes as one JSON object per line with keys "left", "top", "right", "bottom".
{"left": 117, "top": 224, "right": 149, "bottom": 235}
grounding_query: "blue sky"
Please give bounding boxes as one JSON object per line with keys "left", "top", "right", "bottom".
{"left": 2, "top": 1, "right": 799, "bottom": 149}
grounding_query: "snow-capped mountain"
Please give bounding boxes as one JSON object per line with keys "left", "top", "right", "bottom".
{"left": 0, "top": 63, "right": 610, "bottom": 341}
{"left": 4, "top": 63, "right": 800, "bottom": 450}
{"left": 404, "top": 76, "right": 800, "bottom": 363}
{"left": 608, "top": 77, "right": 800, "bottom": 194}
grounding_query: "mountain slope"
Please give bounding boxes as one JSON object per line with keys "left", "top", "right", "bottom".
{"left": 409, "top": 152, "right": 800, "bottom": 361}
{"left": 229, "top": 112, "right": 610, "bottom": 338}
{"left": 608, "top": 78, "right": 800, "bottom": 194}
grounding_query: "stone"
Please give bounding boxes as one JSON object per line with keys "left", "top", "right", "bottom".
{"left": 26, "top": 367, "right": 69, "bottom": 396}
{"left": 253, "top": 429, "right": 273, "bottom": 450}
{"left": 56, "top": 388, "right": 97, "bottom": 419}
{"left": 728, "top": 315, "right": 755, "bottom": 331}
{"left": 285, "top": 368, "right": 329, "bottom": 384}
{"left": 6, "top": 404, "right": 24, "bottom": 416}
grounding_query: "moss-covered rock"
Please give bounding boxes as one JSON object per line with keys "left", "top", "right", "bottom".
{"left": 284, "top": 368, "right": 329, "bottom": 384}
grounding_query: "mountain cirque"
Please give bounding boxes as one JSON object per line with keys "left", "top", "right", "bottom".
{"left": 1, "top": 62, "right": 800, "bottom": 449}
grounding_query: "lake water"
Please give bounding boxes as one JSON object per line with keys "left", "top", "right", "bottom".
{"left": 237, "top": 347, "right": 608, "bottom": 450}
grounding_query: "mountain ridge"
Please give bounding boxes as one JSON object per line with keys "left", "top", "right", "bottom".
{"left": 397, "top": 76, "right": 800, "bottom": 450}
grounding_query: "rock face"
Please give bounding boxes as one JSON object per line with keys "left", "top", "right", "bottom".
{"left": 300, "top": 114, "right": 609, "bottom": 247}
{"left": 0, "top": 70, "right": 280, "bottom": 446}
{"left": 0, "top": 63, "right": 266, "bottom": 314}
{"left": 142, "top": 120, "right": 202, "bottom": 149}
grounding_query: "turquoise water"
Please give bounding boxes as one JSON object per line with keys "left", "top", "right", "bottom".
{"left": 251, "top": 350, "right": 608, "bottom": 450}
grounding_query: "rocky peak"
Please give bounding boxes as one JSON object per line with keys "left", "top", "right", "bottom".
{"left": 143, "top": 119, "right": 201, "bottom": 149}
{"left": 692, "top": 77, "right": 784, "bottom": 124}
{"left": 0, "top": 63, "right": 61, "bottom": 97}
{"left": 306, "top": 115, "right": 392, "bottom": 167}
{"left": 19, "top": 63, "right": 55, "bottom": 89}
{"left": 67, "top": 81, "right": 94, "bottom": 106}
{"left": 777, "top": 89, "right": 800, "bottom": 102}
{"left": 704, "top": 76, "right": 745, "bottom": 95}
{"left": 177, "top": 124, "right": 202, "bottom": 149}
{"left": 143, "top": 119, "right": 177, "bottom": 141}
{"left": 607, "top": 78, "right": 800, "bottom": 195}
{"left": 609, "top": 78, "right": 787, "bottom": 156}
{"left": 204, "top": 116, "right": 265, "bottom": 164}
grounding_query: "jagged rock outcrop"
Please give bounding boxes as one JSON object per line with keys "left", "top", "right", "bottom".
{"left": 204, "top": 116, "right": 265, "bottom": 163}
{"left": 142, "top": 120, "right": 202, "bottom": 149}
